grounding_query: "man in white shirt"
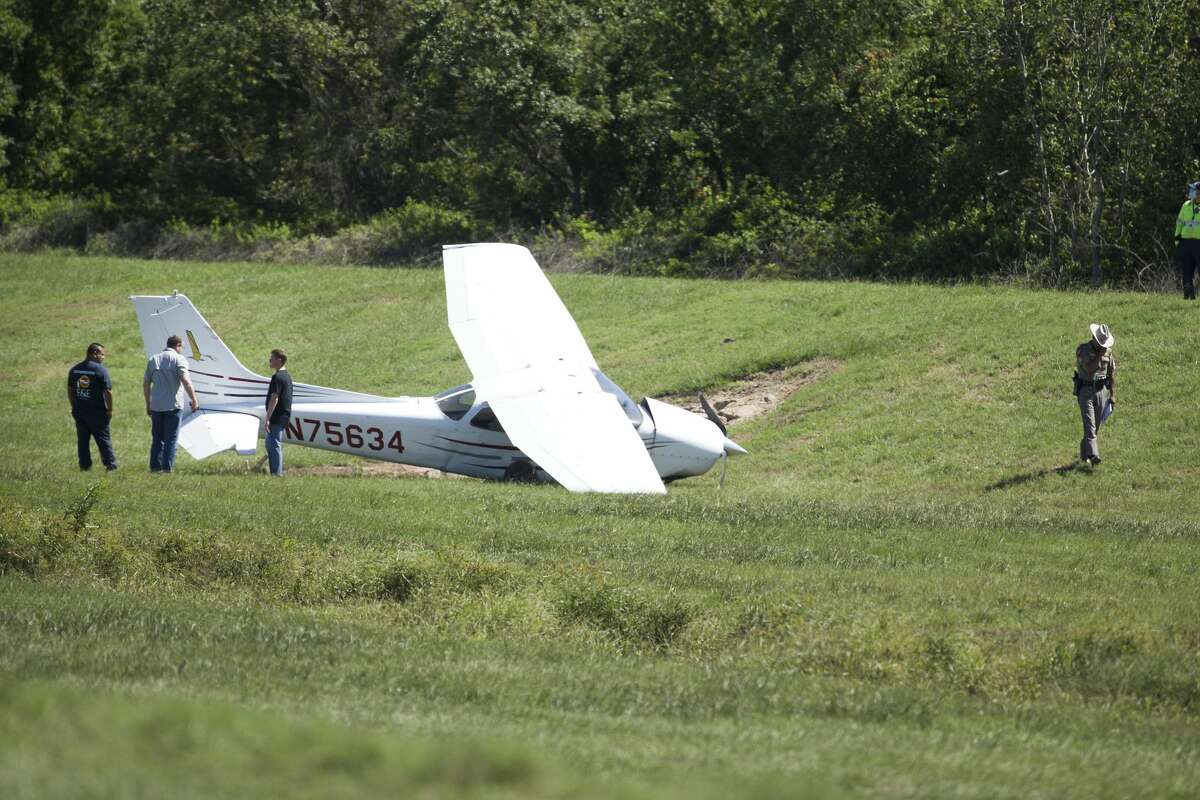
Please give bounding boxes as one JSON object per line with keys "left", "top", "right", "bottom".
{"left": 143, "top": 334, "right": 199, "bottom": 472}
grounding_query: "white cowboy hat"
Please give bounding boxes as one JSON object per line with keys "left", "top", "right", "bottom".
{"left": 1089, "top": 323, "right": 1114, "bottom": 348}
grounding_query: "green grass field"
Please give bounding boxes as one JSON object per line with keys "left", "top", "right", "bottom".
{"left": 1, "top": 252, "right": 1198, "bottom": 798}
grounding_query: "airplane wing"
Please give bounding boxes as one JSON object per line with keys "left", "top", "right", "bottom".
{"left": 443, "top": 243, "right": 666, "bottom": 494}
{"left": 444, "top": 243, "right": 597, "bottom": 378}
{"left": 177, "top": 410, "right": 260, "bottom": 460}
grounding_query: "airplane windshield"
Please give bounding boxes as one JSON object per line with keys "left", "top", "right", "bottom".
{"left": 592, "top": 368, "right": 644, "bottom": 426}
{"left": 469, "top": 404, "right": 505, "bottom": 432}
{"left": 435, "top": 384, "right": 476, "bottom": 420}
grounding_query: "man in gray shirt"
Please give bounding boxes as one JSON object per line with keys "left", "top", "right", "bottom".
{"left": 143, "top": 334, "right": 199, "bottom": 472}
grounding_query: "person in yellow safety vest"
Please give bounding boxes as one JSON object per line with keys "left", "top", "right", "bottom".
{"left": 1174, "top": 180, "right": 1200, "bottom": 300}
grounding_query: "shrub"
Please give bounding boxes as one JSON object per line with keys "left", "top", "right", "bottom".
{"left": 433, "top": 547, "right": 517, "bottom": 595}
{"left": 0, "top": 507, "right": 41, "bottom": 576}
{"left": 376, "top": 561, "right": 424, "bottom": 603}
{"left": 557, "top": 578, "right": 694, "bottom": 650}
{"left": 153, "top": 531, "right": 285, "bottom": 587}
{"left": 0, "top": 193, "right": 108, "bottom": 250}
{"left": 0, "top": 491, "right": 105, "bottom": 577}
{"left": 549, "top": 179, "right": 887, "bottom": 279}
{"left": 337, "top": 201, "right": 479, "bottom": 265}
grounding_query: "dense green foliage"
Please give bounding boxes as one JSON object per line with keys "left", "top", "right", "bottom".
{"left": 2, "top": 254, "right": 1199, "bottom": 796}
{"left": 1, "top": 1, "right": 1198, "bottom": 283}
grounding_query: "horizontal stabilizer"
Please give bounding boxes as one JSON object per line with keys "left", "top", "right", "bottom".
{"left": 178, "top": 410, "right": 260, "bottom": 460}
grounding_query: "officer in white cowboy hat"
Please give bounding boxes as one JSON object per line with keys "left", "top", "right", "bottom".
{"left": 1073, "top": 323, "right": 1116, "bottom": 465}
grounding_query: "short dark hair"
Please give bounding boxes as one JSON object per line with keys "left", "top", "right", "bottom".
{"left": 166, "top": 334, "right": 182, "bottom": 348}
{"left": 270, "top": 348, "right": 288, "bottom": 365}
{"left": 86, "top": 342, "right": 104, "bottom": 358}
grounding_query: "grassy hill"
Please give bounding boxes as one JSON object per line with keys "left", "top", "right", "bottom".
{"left": 1, "top": 252, "right": 1197, "bottom": 798}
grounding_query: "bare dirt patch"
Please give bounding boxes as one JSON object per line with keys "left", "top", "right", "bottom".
{"left": 660, "top": 358, "right": 839, "bottom": 428}
{"left": 277, "top": 462, "right": 464, "bottom": 479}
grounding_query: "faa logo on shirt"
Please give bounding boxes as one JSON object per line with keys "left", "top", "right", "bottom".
{"left": 77, "top": 374, "right": 92, "bottom": 398}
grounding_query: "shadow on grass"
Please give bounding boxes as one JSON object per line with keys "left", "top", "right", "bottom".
{"left": 986, "top": 461, "right": 1089, "bottom": 491}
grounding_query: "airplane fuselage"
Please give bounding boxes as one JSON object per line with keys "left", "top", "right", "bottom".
{"left": 276, "top": 397, "right": 529, "bottom": 480}
{"left": 226, "top": 383, "right": 736, "bottom": 483}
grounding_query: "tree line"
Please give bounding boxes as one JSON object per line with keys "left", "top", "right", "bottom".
{"left": 1, "top": 0, "right": 1197, "bottom": 284}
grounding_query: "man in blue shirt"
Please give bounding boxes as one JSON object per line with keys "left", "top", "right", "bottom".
{"left": 67, "top": 342, "right": 117, "bottom": 471}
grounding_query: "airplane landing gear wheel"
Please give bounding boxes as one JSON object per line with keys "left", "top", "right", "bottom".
{"left": 503, "top": 460, "right": 538, "bottom": 483}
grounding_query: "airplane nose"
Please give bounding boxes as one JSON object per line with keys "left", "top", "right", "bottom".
{"left": 723, "top": 437, "right": 747, "bottom": 456}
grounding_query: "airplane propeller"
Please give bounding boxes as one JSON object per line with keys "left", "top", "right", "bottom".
{"left": 697, "top": 391, "right": 727, "bottom": 435}
{"left": 698, "top": 391, "right": 743, "bottom": 489}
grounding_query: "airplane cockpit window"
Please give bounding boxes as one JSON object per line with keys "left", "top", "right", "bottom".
{"left": 469, "top": 405, "right": 505, "bottom": 432}
{"left": 435, "top": 384, "right": 476, "bottom": 420}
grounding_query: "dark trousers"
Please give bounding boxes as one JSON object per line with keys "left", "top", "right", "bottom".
{"left": 73, "top": 410, "right": 116, "bottom": 470}
{"left": 149, "top": 409, "right": 182, "bottom": 472}
{"left": 1180, "top": 240, "right": 1200, "bottom": 299}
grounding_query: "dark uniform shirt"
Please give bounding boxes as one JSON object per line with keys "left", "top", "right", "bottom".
{"left": 68, "top": 359, "right": 112, "bottom": 413}
{"left": 267, "top": 369, "right": 293, "bottom": 424}
{"left": 1075, "top": 342, "right": 1116, "bottom": 392}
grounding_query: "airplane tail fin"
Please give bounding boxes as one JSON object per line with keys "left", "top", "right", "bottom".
{"left": 130, "top": 292, "right": 269, "bottom": 406}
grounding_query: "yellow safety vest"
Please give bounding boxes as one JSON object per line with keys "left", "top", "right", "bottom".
{"left": 1176, "top": 201, "right": 1200, "bottom": 240}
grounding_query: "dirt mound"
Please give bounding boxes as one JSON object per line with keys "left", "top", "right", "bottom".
{"left": 660, "top": 358, "right": 838, "bottom": 428}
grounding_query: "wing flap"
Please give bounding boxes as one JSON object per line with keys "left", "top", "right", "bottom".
{"left": 484, "top": 382, "right": 666, "bottom": 494}
{"left": 177, "top": 410, "right": 260, "bottom": 460}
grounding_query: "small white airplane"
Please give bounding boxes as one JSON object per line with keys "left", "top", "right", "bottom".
{"left": 130, "top": 243, "right": 746, "bottom": 493}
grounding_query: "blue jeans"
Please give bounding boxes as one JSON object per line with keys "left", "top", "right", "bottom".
{"left": 149, "top": 409, "right": 182, "bottom": 472}
{"left": 266, "top": 421, "right": 286, "bottom": 475}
